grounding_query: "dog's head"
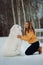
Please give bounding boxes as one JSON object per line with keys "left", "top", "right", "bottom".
{"left": 10, "top": 24, "right": 22, "bottom": 36}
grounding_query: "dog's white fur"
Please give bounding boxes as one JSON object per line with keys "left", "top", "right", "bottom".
{"left": 1, "top": 24, "right": 22, "bottom": 56}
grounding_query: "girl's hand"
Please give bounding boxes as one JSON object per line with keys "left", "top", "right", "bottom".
{"left": 17, "top": 35, "right": 21, "bottom": 38}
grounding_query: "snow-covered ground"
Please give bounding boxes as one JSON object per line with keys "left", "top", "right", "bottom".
{"left": 0, "top": 37, "right": 43, "bottom": 65}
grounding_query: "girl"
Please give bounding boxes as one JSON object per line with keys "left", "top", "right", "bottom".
{"left": 17, "top": 21, "right": 42, "bottom": 55}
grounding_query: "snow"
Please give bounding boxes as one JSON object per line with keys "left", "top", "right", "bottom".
{"left": 0, "top": 37, "right": 43, "bottom": 65}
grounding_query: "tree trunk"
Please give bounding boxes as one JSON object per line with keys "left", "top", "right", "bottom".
{"left": 21, "top": 0, "right": 26, "bottom": 22}
{"left": 11, "top": 0, "right": 16, "bottom": 24}
{"left": 16, "top": 0, "right": 21, "bottom": 25}
{"left": 29, "top": 2, "right": 35, "bottom": 28}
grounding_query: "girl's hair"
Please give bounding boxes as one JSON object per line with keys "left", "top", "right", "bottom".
{"left": 24, "top": 21, "right": 35, "bottom": 35}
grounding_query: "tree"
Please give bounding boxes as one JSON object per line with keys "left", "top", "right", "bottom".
{"left": 21, "top": 0, "right": 26, "bottom": 22}
{"left": 11, "top": 0, "right": 16, "bottom": 24}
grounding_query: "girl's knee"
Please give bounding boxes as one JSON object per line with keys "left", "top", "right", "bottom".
{"left": 25, "top": 51, "right": 32, "bottom": 55}
{"left": 25, "top": 51, "right": 28, "bottom": 55}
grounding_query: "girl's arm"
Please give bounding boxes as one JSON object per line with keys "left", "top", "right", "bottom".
{"left": 17, "top": 35, "right": 28, "bottom": 41}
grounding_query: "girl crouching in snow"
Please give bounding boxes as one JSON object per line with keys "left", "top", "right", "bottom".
{"left": 17, "top": 21, "right": 42, "bottom": 55}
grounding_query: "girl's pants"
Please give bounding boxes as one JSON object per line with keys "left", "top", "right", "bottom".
{"left": 25, "top": 41, "right": 39, "bottom": 55}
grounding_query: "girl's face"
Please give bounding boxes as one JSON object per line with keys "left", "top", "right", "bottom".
{"left": 24, "top": 22, "right": 29, "bottom": 29}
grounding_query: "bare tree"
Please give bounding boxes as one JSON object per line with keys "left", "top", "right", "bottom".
{"left": 36, "top": 0, "right": 42, "bottom": 36}
{"left": 28, "top": 0, "right": 35, "bottom": 28}
{"left": 21, "top": 0, "right": 26, "bottom": 22}
{"left": 16, "top": 0, "right": 21, "bottom": 25}
{"left": 11, "top": 0, "right": 16, "bottom": 24}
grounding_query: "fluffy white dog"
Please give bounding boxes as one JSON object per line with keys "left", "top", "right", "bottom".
{"left": 1, "top": 24, "right": 22, "bottom": 56}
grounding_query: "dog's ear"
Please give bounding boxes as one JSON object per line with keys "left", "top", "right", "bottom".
{"left": 10, "top": 25, "right": 16, "bottom": 34}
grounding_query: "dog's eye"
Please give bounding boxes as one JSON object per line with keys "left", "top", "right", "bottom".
{"left": 17, "top": 26, "right": 19, "bottom": 28}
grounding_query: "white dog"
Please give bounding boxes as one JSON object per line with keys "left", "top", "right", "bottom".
{"left": 1, "top": 24, "right": 22, "bottom": 56}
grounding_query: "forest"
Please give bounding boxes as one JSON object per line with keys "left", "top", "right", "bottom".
{"left": 0, "top": 0, "right": 43, "bottom": 36}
